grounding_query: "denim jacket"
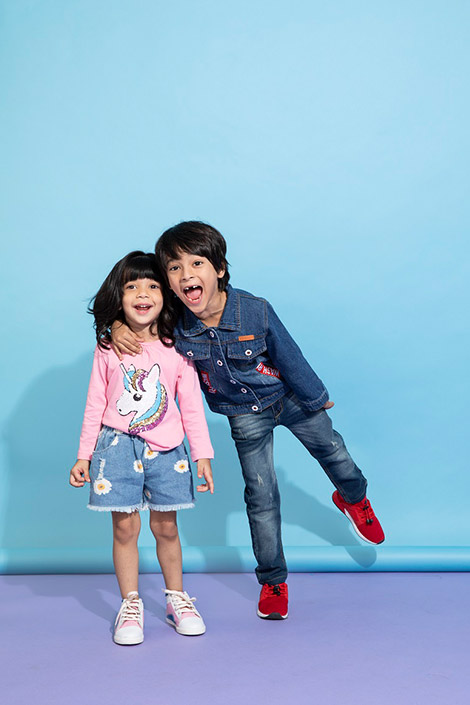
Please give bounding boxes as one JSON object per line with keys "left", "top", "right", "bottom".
{"left": 174, "top": 284, "right": 329, "bottom": 417}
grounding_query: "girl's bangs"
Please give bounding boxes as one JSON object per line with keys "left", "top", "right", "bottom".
{"left": 121, "top": 256, "right": 161, "bottom": 286}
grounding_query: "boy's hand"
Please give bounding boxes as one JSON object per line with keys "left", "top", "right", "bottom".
{"left": 111, "top": 320, "right": 143, "bottom": 360}
{"left": 323, "top": 401, "right": 334, "bottom": 410}
{"left": 70, "top": 460, "right": 91, "bottom": 487}
{"left": 196, "top": 459, "right": 214, "bottom": 494}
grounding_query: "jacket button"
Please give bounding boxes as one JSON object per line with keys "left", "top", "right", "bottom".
{"left": 245, "top": 349, "right": 253, "bottom": 356}
{"left": 230, "top": 379, "right": 236, "bottom": 384}
{"left": 241, "top": 388, "right": 247, "bottom": 393}
{"left": 217, "top": 360, "right": 223, "bottom": 366}
{"left": 209, "top": 330, "right": 215, "bottom": 338}
{"left": 251, "top": 405, "right": 259, "bottom": 411}
{"left": 187, "top": 351, "right": 194, "bottom": 357}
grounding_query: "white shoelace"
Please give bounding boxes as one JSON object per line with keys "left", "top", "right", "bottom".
{"left": 117, "top": 594, "right": 142, "bottom": 625}
{"left": 164, "top": 589, "right": 199, "bottom": 616}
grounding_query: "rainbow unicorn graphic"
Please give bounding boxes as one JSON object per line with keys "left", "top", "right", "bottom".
{"left": 117, "top": 363, "right": 168, "bottom": 434}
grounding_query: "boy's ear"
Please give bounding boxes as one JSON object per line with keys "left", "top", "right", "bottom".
{"left": 217, "top": 267, "right": 225, "bottom": 279}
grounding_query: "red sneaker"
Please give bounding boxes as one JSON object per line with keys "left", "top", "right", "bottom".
{"left": 257, "top": 583, "right": 288, "bottom": 620}
{"left": 332, "top": 491, "right": 385, "bottom": 545}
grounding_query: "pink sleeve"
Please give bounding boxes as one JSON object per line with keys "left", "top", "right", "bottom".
{"left": 77, "top": 347, "right": 109, "bottom": 460}
{"left": 176, "top": 355, "right": 214, "bottom": 462}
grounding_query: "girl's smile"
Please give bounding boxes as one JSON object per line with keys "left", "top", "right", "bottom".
{"left": 122, "top": 278, "right": 163, "bottom": 338}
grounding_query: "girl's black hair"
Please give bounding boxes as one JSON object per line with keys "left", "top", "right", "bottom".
{"left": 155, "top": 221, "right": 230, "bottom": 292}
{"left": 89, "top": 251, "right": 178, "bottom": 349}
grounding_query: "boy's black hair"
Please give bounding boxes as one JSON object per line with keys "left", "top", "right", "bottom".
{"left": 89, "top": 250, "right": 178, "bottom": 349}
{"left": 155, "top": 221, "right": 230, "bottom": 292}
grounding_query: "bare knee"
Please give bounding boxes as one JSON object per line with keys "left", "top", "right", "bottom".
{"left": 112, "top": 512, "right": 141, "bottom": 545}
{"left": 150, "top": 512, "right": 178, "bottom": 542}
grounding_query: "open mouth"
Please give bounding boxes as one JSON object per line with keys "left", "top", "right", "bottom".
{"left": 134, "top": 304, "right": 152, "bottom": 314}
{"left": 183, "top": 285, "right": 203, "bottom": 304}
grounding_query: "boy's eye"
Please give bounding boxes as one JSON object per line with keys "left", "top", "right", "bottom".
{"left": 193, "top": 260, "right": 203, "bottom": 266}
{"left": 168, "top": 264, "right": 179, "bottom": 272}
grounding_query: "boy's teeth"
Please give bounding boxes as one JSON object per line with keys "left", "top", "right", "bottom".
{"left": 184, "top": 285, "right": 202, "bottom": 302}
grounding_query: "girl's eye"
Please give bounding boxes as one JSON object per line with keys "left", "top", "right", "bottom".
{"left": 150, "top": 284, "right": 160, "bottom": 289}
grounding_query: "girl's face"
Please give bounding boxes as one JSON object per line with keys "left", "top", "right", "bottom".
{"left": 121, "top": 278, "right": 164, "bottom": 337}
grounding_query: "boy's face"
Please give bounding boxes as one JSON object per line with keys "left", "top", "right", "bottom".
{"left": 166, "top": 250, "right": 225, "bottom": 321}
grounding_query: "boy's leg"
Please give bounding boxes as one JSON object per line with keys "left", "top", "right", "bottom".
{"left": 278, "top": 392, "right": 367, "bottom": 504}
{"left": 228, "top": 405, "right": 287, "bottom": 586}
{"left": 278, "top": 392, "right": 384, "bottom": 543}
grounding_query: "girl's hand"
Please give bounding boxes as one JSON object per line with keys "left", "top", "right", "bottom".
{"left": 111, "top": 320, "right": 143, "bottom": 360}
{"left": 323, "top": 401, "right": 334, "bottom": 410}
{"left": 196, "top": 459, "right": 214, "bottom": 494}
{"left": 70, "top": 460, "right": 91, "bottom": 487}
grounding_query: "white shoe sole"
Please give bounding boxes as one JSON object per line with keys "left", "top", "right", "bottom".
{"left": 166, "top": 616, "right": 206, "bottom": 636}
{"left": 257, "top": 609, "right": 288, "bottom": 620}
{"left": 113, "top": 631, "right": 144, "bottom": 645}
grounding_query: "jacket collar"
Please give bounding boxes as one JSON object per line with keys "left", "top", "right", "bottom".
{"left": 180, "top": 284, "right": 240, "bottom": 337}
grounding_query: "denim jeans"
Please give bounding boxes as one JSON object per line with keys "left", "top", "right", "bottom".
{"left": 228, "top": 391, "right": 368, "bottom": 585}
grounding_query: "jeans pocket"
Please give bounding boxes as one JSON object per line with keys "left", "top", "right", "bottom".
{"left": 92, "top": 427, "right": 122, "bottom": 455}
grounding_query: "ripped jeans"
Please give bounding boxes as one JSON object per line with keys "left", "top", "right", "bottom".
{"left": 228, "top": 390, "right": 368, "bottom": 585}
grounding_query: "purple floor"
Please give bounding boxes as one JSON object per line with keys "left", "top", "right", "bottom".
{"left": 1, "top": 572, "right": 469, "bottom": 704}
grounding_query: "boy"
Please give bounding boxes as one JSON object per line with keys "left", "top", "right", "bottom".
{"left": 113, "top": 221, "right": 384, "bottom": 620}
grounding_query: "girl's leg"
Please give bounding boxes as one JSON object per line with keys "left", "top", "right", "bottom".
{"left": 112, "top": 511, "right": 141, "bottom": 598}
{"left": 149, "top": 510, "right": 183, "bottom": 591}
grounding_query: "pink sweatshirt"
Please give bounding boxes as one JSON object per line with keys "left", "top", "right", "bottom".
{"left": 78, "top": 340, "right": 214, "bottom": 462}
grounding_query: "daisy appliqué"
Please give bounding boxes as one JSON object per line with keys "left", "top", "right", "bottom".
{"left": 174, "top": 459, "right": 189, "bottom": 474}
{"left": 134, "top": 460, "right": 144, "bottom": 473}
{"left": 144, "top": 447, "right": 159, "bottom": 460}
{"left": 94, "top": 478, "right": 112, "bottom": 495}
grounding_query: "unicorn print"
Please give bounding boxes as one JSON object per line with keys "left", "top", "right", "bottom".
{"left": 117, "top": 363, "right": 168, "bottom": 434}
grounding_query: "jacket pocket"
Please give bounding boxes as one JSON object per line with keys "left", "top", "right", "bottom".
{"left": 226, "top": 338, "right": 267, "bottom": 360}
{"left": 177, "top": 341, "right": 211, "bottom": 361}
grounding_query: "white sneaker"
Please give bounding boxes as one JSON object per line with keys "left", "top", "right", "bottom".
{"left": 164, "top": 589, "right": 206, "bottom": 636}
{"left": 113, "top": 592, "right": 144, "bottom": 645}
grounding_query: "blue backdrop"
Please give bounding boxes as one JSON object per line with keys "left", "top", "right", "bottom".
{"left": 1, "top": 0, "right": 469, "bottom": 573}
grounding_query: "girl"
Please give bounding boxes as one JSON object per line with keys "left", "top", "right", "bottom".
{"left": 69, "top": 251, "right": 214, "bottom": 645}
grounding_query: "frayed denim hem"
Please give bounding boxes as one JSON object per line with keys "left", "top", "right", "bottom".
{"left": 87, "top": 503, "right": 144, "bottom": 513}
{"left": 145, "top": 502, "right": 195, "bottom": 512}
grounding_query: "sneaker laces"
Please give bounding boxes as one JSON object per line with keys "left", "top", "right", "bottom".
{"left": 360, "top": 499, "right": 375, "bottom": 525}
{"left": 118, "top": 594, "right": 142, "bottom": 623}
{"left": 164, "top": 589, "right": 199, "bottom": 616}
{"left": 262, "top": 583, "right": 287, "bottom": 597}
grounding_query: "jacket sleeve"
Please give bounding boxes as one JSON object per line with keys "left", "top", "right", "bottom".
{"left": 176, "top": 355, "right": 214, "bottom": 461}
{"left": 77, "top": 347, "right": 109, "bottom": 460}
{"left": 265, "top": 301, "right": 329, "bottom": 411}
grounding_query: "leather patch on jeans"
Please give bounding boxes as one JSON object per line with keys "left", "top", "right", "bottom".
{"left": 256, "top": 362, "right": 280, "bottom": 379}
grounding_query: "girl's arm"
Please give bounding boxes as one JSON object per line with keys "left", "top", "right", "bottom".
{"left": 110, "top": 320, "right": 143, "bottom": 359}
{"left": 76, "top": 347, "right": 109, "bottom": 461}
{"left": 176, "top": 356, "right": 214, "bottom": 490}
